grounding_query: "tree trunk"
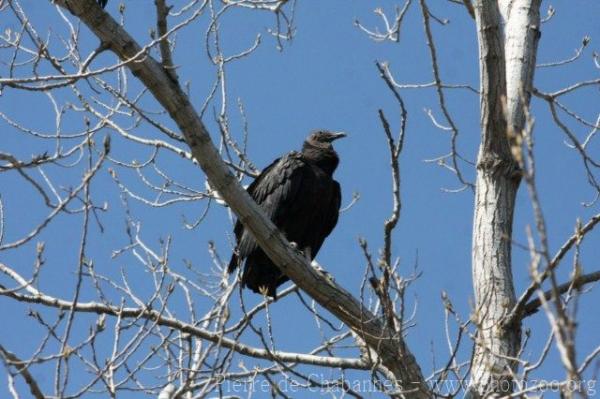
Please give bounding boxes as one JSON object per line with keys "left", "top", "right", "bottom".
{"left": 470, "top": 1, "right": 541, "bottom": 396}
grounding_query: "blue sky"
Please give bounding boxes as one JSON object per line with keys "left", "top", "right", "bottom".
{"left": 1, "top": 0, "right": 599, "bottom": 397}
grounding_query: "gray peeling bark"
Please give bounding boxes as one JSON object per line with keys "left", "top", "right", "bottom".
{"left": 470, "top": 1, "right": 540, "bottom": 397}
{"left": 55, "top": 1, "right": 430, "bottom": 397}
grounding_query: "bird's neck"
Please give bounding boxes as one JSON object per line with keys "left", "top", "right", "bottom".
{"left": 301, "top": 144, "right": 339, "bottom": 176}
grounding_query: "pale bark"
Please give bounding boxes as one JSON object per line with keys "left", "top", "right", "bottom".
{"left": 55, "top": 1, "right": 431, "bottom": 397}
{"left": 470, "top": 0, "right": 541, "bottom": 396}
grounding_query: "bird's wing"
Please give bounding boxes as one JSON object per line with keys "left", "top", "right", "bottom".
{"left": 308, "top": 180, "right": 342, "bottom": 255}
{"left": 323, "top": 180, "right": 342, "bottom": 237}
{"left": 230, "top": 157, "right": 280, "bottom": 243}
{"left": 229, "top": 152, "right": 308, "bottom": 271}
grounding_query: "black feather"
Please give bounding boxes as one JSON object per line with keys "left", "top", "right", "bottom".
{"left": 228, "top": 131, "right": 345, "bottom": 298}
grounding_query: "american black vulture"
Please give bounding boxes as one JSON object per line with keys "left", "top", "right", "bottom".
{"left": 228, "top": 131, "right": 345, "bottom": 298}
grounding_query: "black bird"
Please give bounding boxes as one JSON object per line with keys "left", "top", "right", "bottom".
{"left": 228, "top": 131, "right": 345, "bottom": 298}
{"left": 97, "top": 0, "right": 108, "bottom": 8}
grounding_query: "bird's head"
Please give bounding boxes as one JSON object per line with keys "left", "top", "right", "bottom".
{"left": 305, "top": 130, "right": 347, "bottom": 149}
{"left": 302, "top": 130, "right": 346, "bottom": 174}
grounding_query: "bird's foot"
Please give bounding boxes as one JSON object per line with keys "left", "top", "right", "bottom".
{"left": 289, "top": 242, "right": 312, "bottom": 263}
{"left": 301, "top": 246, "right": 312, "bottom": 264}
{"left": 258, "top": 285, "right": 277, "bottom": 300}
{"left": 311, "top": 260, "right": 335, "bottom": 283}
{"left": 289, "top": 244, "right": 333, "bottom": 282}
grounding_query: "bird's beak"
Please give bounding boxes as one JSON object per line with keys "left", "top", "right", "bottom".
{"left": 329, "top": 132, "right": 347, "bottom": 141}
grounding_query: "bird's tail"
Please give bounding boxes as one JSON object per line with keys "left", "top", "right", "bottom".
{"left": 242, "top": 263, "right": 278, "bottom": 298}
{"left": 241, "top": 252, "right": 288, "bottom": 299}
{"left": 229, "top": 251, "right": 287, "bottom": 298}
{"left": 227, "top": 252, "right": 239, "bottom": 273}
